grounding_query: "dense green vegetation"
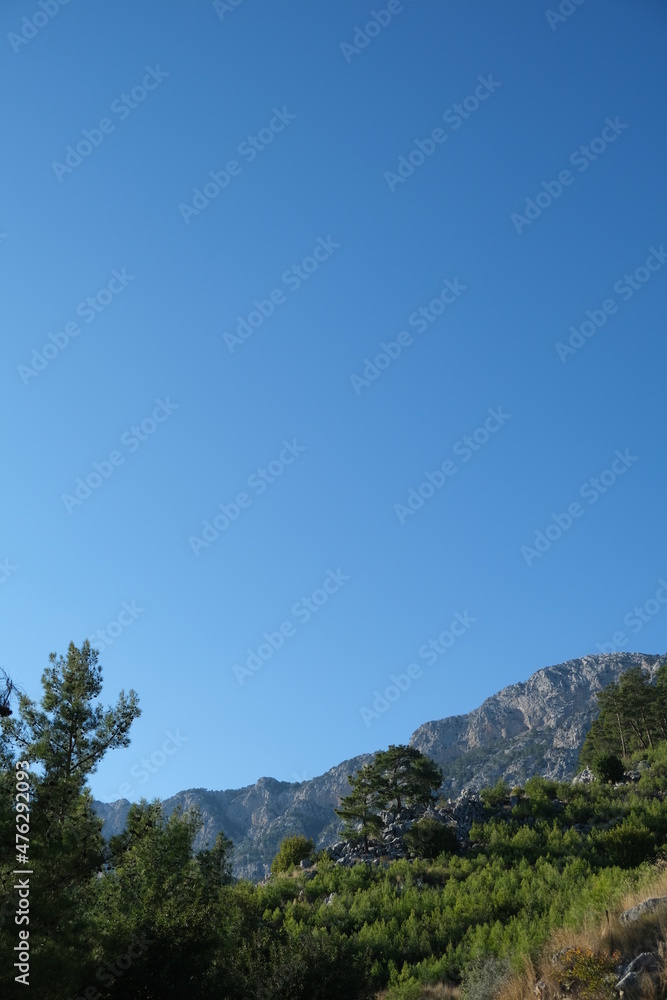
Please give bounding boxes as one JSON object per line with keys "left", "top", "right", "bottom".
{"left": 580, "top": 662, "right": 667, "bottom": 765}
{"left": 270, "top": 834, "right": 314, "bottom": 874}
{"left": 3, "top": 649, "right": 667, "bottom": 998}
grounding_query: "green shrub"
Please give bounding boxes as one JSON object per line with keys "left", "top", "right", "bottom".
{"left": 271, "top": 834, "right": 315, "bottom": 874}
{"left": 480, "top": 779, "right": 510, "bottom": 808}
{"left": 404, "top": 818, "right": 459, "bottom": 859}
{"left": 592, "top": 753, "right": 625, "bottom": 784}
{"left": 594, "top": 821, "right": 655, "bottom": 867}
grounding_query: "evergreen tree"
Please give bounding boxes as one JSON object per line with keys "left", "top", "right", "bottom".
{"left": 96, "top": 801, "right": 238, "bottom": 998}
{"left": 335, "top": 763, "right": 384, "bottom": 851}
{"left": 618, "top": 666, "right": 654, "bottom": 751}
{"left": 591, "top": 751, "right": 625, "bottom": 784}
{"left": 372, "top": 744, "right": 443, "bottom": 813}
{"left": 653, "top": 660, "right": 667, "bottom": 740}
{"left": 0, "top": 641, "right": 140, "bottom": 996}
{"left": 581, "top": 665, "right": 661, "bottom": 766}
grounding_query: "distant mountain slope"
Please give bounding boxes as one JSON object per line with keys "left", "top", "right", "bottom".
{"left": 94, "top": 651, "right": 664, "bottom": 880}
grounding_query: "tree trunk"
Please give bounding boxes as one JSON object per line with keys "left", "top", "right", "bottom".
{"left": 616, "top": 712, "right": 627, "bottom": 758}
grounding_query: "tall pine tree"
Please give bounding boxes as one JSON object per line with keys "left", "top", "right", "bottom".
{"left": 0, "top": 641, "right": 140, "bottom": 996}
{"left": 334, "top": 763, "right": 385, "bottom": 851}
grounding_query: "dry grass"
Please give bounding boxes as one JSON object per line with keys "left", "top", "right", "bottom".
{"left": 494, "top": 867, "right": 667, "bottom": 1000}
{"left": 375, "top": 984, "right": 460, "bottom": 1000}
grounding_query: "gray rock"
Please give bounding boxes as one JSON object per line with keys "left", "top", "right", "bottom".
{"left": 615, "top": 970, "right": 639, "bottom": 994}
{"left": 614, "top": 955, "right": 658, "bottom": 995}
{"left": 620, "top": 897, "right": 667, "bottom": 924}
{"left": 626, "top": 952, "right": 658, "bottom": 974}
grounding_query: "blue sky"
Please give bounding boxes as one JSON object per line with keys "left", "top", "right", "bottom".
{"left": 2, "top": 0, "right": 666, "bottom": 804}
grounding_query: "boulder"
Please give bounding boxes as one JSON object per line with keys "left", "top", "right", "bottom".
{"left": 620, "top": 897, "right": 667, "bottom": 924}
{"left": 615, "top": 955, "right": 658, "bottom": 995}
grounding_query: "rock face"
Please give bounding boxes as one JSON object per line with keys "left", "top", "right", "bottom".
{"left": 93, "top": 651, "right": 664, "bottom": 881}
{"left": 411, "top": 652, "right": 665, "bottom": 795}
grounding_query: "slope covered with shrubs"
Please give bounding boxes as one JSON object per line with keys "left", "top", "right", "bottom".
{"left": 4, "top": 648, "right": 667, "bottom": 998}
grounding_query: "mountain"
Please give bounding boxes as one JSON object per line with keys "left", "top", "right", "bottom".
{"left": 93, "top": 650, "right": 665, "bottom": 881}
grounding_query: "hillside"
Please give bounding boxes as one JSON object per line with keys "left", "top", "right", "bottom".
{"left": 94, "top": 651, "right": 665, "bottom": 880}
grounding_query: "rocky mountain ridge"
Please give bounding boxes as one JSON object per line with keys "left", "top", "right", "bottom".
{"left": 93, "top": 650, "right": 665, "bottom": 881}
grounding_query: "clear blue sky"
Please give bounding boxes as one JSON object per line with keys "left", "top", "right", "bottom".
{"left": 2, "top": 0, "right": 666, "bottom": 803}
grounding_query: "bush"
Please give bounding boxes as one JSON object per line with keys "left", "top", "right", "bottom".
{"left": 271, "top": 834, "right": 315, "bottom": 874}
{"left": 404, "top": 818, "right": 459, "bottom": 859}
{"left": 460, "top": 956, "right": 511, "bottom": 1000}
{"left": 595, "top": 821, "right": 655, "bottom": 868}
{"left": 480, "top": 779, "right": 510, "bottom": 809}
{"left": 549, "top": 947, "right": 620, "bottom": 1000}
{"left": 592, "top": 753, "right": 625, "bottom": 784}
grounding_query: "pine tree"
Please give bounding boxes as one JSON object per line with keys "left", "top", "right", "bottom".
{"left": 618, "top": 666, "right": 654, "bottom": 751}
{"left": 334, "top": 763, "right": 385, "bottom": 852}
{"left": 0, "top": 641, "right": 140, "bottom": 996}
{"left": 580, "top": 664, "right": 663, "bottom": 767}
{"left": 653, "top": 660, "right": 667, "bottom": 740}
{"left": 372, "top": 745, "right": 443, "bottom": 814}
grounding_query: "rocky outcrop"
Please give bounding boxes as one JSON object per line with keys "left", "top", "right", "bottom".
{"left": 615, "top": 952, "right": 659, "bottom": 995}
{"left": 327, "top": 791, "right": 484, "bottom": 868}
{"left": 93, "top": 651, "right": 665, "bottom": 881}
{"left": 620, "top": 897, "right": 667, "bottom": 925}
